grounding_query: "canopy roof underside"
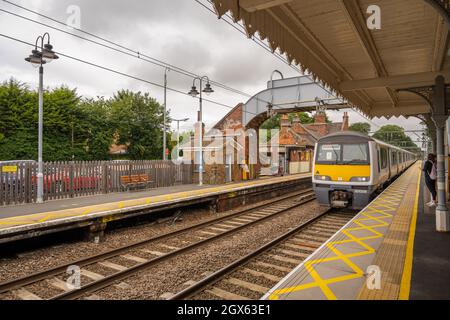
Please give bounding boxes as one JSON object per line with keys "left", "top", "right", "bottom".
{"left": 212, "top": 0, "right": 450, "bottom": 119}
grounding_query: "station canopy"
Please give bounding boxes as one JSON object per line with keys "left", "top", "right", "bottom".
{"left": 211, "top": 0, "right": 450, "bottom": 118}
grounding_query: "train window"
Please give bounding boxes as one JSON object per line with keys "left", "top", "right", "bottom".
{"left": 316, "top": 144, "right": 341, "bottom": 163}
{"left": 380, "top": 148, "right": 388, "bottom": 169}
{"left": 342, "top": 144, "right": 369, "bottom": 164}
{"left": 377, "top": 149, "right": 381, "bottom": 172}
{"left": 316, "top": 143, "right": 369, "bottom": 165}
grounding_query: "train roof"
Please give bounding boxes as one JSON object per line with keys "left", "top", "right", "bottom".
{"left": 317, "top": 131, "right": 415, "bottom": 155}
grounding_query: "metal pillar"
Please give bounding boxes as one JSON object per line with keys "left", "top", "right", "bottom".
{"left": 163, "top": 68, "right": 169, "bottom": 161}
{"left": 37, "top": 66, "right": 44, "bottom": 204}
{"left": 198, "top": 84, "right": 204, "bottom": 186}
{"left": 432, "top": 76, "right": 450, "bottom": 232}
{"left": 177, "top": 120, "right": 180, "bottom": 161}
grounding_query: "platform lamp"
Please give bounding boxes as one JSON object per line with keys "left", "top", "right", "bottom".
{"left": 25, "top": 33, "right": 59, "bottom": 203}
{"left": 188, "top": 76, "right": 214, "bottom": 186}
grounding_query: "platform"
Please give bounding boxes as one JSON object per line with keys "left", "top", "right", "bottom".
{"left": 0, "top": 173, "right": 310, "bottom": 244}
{"left": 264, "top": 162, "right": 450, "bottom": 300}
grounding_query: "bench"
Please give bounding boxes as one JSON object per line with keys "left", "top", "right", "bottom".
{"left": 120, "top": 174, "right": 153, "bottom": 191}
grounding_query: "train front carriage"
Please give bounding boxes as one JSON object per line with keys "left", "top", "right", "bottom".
{"left": 312, "top": 132, "right": 415, "bottom": 210}
{"left": 312, "top": 132, "right": 376, "bottom": 210}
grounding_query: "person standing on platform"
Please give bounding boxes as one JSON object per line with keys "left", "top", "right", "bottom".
{"left": 423, "top": 153, "right": 437, "bottom": 207}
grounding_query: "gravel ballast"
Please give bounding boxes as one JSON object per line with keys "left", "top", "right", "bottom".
{"left": 0, "top": 192, "right": 327, "bottom": 300}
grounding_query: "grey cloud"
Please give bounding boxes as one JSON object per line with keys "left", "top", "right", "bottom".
{"left": 1, "top": 0, "right": 422, "bottom": 133}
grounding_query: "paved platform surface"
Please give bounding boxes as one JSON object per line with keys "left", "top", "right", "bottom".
{"left": 264, "top": 163, "right": 424, "bottom": 300}
{"left": 0, "top": 174, "right": 309, "bottom": 232}
{"left": 409, "top": 175, "right": 450, "bottom": 300}
{"left": 0, "top": 184, "right": 212, "bottom": 219}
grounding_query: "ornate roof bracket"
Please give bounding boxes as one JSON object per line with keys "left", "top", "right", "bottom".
{"left": 397, "top": 87, "right": 434, "bottom": 108}
{"left": 423, "top": 0, "right": 450, "bottom": 29}
{"left": 397, "top": 79, "right": 450, "bottom": 117}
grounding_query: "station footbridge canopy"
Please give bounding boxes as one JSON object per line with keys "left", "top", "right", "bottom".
{"left": 211, "top": 0, "right": 450, "bottom": 119}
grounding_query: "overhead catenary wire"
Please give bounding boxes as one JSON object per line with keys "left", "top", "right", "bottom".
{"left": 0, "top": 0, "right": 280, "bottom": 107}
{"left": 0, "top": 32, "right": 262, "bottom": 116}
{"left": 195, "top": 0, "right": 383, "bottom": 130}
{"left": 2, "top": 0, "right": 369, "bottom": 124}
{"left": 2, "top": 0, "right": 379, "bottom": 128}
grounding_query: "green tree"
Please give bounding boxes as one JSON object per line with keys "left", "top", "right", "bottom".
{"left": 0, "top": 79, "right": 36, "bottom": 160}
{"left": 0, "top": 79, "right": 172, "bottom": 161}
{"left": 289, "top": 112, "right": 314, "bottom": 124}
{"left": 110, "top": 90, "right": 169, "bottom": 160}
{"left": 349, "top": 122, "right": 371, "bottom": 135}
{"left": 76, "top": 97, "right": 113, "bottom": 160}
{"left": 373, "top": 125, "right": 420, "bottom": 152}
{"left": 260, "top": 112, "right": 314, "bottom": 131}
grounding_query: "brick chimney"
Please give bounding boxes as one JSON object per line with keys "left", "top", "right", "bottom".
{"left": 292, "top": 116, "right": 306, "bottom": 134}
{"left": 341, "top": 112, "right": 349, "bottom": 131}
{"left": 314, "top": 111, "right": 327, "bottom": 124}
{"left": 280, "top": 114, "right": 291, "bottom": 128}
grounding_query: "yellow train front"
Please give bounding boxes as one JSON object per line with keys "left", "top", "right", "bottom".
{"left": 312, "top": 132, "right": 415, "bottom": 210}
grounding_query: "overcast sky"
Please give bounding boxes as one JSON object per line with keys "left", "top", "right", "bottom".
{"left": 0, "top": 0, "right": 424, "bottom": 145}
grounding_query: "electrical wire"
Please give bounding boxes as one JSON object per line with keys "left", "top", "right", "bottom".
{"left": 1, "top": 0, "right": 378, "bottom": 127}
{"left": 195, "top": 0, "right": 384, "bottom": 130}
{"left": 0, "top": 0, "right": 274, "bottom": 104}
{"left": 0, "top": 32, "right": 261, "bottom": 115}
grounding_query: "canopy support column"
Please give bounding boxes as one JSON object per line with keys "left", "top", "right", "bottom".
{"left": 432, "top": 76, "right": 450, "bottom": 232}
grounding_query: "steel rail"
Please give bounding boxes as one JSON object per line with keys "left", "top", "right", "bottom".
{"left": 51, "top": 192, "right": 316, "bottom": 300}
{"left": 169, "top": 209, "right": 340, "bottom": 300}
{"left": 0, "top": 187, "right": 313, "bottom": 297}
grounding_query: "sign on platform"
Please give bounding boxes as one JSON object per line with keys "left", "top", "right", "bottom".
{"left": 2, "top": 166, "right": 18, "bottom": 173}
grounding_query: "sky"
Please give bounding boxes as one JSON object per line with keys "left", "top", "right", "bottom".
{"left": 0, "top": 0, "right": 424, "bottom": 145}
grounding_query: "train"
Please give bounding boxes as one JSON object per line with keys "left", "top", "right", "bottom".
{"left": 312, "top": 131, "right": 416, "bottom": 210}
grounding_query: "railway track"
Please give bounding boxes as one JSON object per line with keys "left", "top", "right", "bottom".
{"left": 0, "top": 188, "right": 316, "bottom": 300}
{"left": 169, "top": 210, "right": 354, "bottom": 300}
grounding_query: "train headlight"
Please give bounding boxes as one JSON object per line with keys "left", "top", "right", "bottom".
{"left": 350, "top": 177, "right": 370, "bottom": 182}
{"left": 315, "top": 175, "right": 331, "bottom": 181}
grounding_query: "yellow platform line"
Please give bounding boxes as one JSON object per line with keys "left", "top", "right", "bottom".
{"left": 399, "top": 168, "right": 422, "bottom": 300}
{"left": 0, "top": 174, "right": 309, "bottom": 229}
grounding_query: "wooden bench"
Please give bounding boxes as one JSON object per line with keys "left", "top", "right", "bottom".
{"left": 120, "top": 174, "right": 153, "bottom": 191}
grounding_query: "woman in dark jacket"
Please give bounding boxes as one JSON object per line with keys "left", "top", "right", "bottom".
{"left": 423, "top": 153, "right": 437, "bottom": 207}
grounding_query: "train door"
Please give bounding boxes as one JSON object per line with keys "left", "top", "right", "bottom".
{"left": 388, "top": 149, "right": 392, "bottom": 179}
{"left": 380, "top": 147, "right": 389, "bottom": 183}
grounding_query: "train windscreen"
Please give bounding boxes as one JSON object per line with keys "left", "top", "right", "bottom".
{"left": 316, "top": 143, "right": 369, "bottom": 165}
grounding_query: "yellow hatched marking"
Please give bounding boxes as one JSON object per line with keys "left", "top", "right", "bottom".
{"left": 269, "top": 169, "right": 416, "bottom": 300}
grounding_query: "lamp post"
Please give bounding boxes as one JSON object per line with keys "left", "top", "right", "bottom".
{"left": 188, "top": 76, "right": 214, "bottom": 186}
{"left": 163, "top": 68, "right": 170, "bottom": 160}
{"left": 25, "top": 33, "right": 59, "bottom": 203}
{"left": 173, "top": 118, "right": 190, "bottom": 161}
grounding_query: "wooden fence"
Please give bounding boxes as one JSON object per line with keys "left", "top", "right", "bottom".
{"left": 0, "top": 160, "right": 194, "bottom": 206}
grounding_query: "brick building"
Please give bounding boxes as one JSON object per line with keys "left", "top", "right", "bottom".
{"left": 260, "top": 111, "right": 350, "bottom": 176}
{"left": 180, "top": 104, "right": 351, "bottom": 184}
